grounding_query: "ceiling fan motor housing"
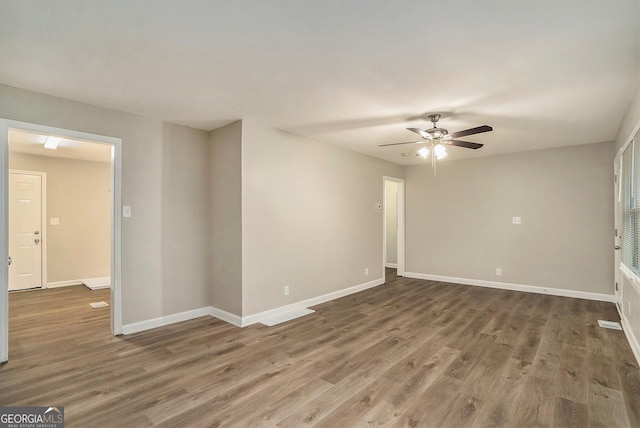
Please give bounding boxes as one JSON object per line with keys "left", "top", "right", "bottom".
{"left": 425, "top": 127, "right": 448, "bottom": 140}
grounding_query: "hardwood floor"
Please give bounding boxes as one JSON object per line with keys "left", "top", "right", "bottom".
{"left": 1, "top": 272, "right": 639, "bottom": 427}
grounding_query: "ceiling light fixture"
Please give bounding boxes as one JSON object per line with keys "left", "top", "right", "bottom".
{"left": 418, "top": 141, "right": 447, "bottom": 174}
{"left": 434, "top": 143, "right": 447, "bottom": 160}
{"left": 379, "top": 114, "right": 492, "bottom": 176}
{"left": 44, "top": 136, "right": 61, "bottom": 150}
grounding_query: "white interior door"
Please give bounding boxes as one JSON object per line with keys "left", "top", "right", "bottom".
{"left": 9, "top": 173, "right": 42, "bottom": 291}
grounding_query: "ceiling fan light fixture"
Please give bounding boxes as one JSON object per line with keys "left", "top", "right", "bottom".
{"left": 417, "top": 146, "right": 430, "bottom": 159}
{"left": 380, "top": 114, "right": 491, "bottom": 175}
{"left": 44, "top": 136, "right": 61, "bottom": 150}
{"left": 434, "top": 143, "right": 447, "bottom": 160}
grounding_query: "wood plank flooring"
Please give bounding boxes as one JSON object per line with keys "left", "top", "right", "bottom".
{"left": 1, "top": 271, "right": 639, "bottom": 427}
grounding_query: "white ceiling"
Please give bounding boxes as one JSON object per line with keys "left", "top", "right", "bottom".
{"left": 9, "top": 129, "right": 112, "bottom": 163}
{"left": 0, "top": 1, "right": 638, "bottom": 165}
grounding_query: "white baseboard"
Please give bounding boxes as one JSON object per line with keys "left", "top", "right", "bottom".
{"left": 47, "top": 280, "right": 83, "bottom": 288}
{"left": 121, "top": 307, "right": 212, "bottom": 335}
{"left": 404, "top": 272, "right": 615, "bottom": 303}
{"left": 120, "top": 279, "right": 385, "bottom": 334}
{"left": 240, "top": 277, "right": 385, "bottom": 327}
{"left": 209, "top": 306, "right": 243, "bottom": 327}
{"left": 82, "top": 276, "right": 111, "bottom": 290}
{"left": 385, "top": 263, "right": 398, "bottom": 268}
{"left": 621, "top": 315, "right": 640, "bottom": 367}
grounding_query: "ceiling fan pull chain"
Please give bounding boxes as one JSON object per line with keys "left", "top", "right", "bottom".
{"left": 432, "top": 148, "right": 437, "bottom": 176}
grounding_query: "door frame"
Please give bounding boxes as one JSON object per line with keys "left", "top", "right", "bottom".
{"left": 614, "top": 155, "right": 622, "bottom": 311}
{"left": 0, "top": 119, "right": 123, "bottom": 363}
{"left": 383, "top": 176, "right": 405, "bottom": 279}
{"left": 615, "top": 120, "right": 640, "bottom": 321}
{"left": 8, "top": 170, "right": 47, "bottom": 290}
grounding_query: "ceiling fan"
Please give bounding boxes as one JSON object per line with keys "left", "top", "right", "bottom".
{"left": 379, "top": 114, "right": 492, "bottom": 173}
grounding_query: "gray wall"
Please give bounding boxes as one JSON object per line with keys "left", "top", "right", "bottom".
{"left": 405, "top": 141, "right": 615, "bottom": 295}
{"left": 0, "top": 84, "right": 211, "bottom": 324}
{"left": 241, "top": 120, "right": 403, "bottom": 316}
{"left": 161, "top": 122, "right": 211, "bottom": 315}
{"left": 209, "top": 121, "right": 243, "bottom": 315}
{"left": 9, "top": 152, "right": 111, "bottom": 283}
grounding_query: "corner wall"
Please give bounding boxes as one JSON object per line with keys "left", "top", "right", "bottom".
{"left": 209, "top": 121, "right": 243, "bottom": 316}
{"left": 161, "top": 122, "right": 211, "bottom": 316}
{"left": 240, "top": 121, "right": 404, "bottom": 316}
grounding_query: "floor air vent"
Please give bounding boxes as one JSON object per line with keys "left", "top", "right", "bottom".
{"left": 597, "top": 320, "right": 622, "bottom": 330}
{"left": 260, "top": 308, "right": 315, "bottom": 326}
{"left": 89, "top": 301, "right": 109, "bottom": 309}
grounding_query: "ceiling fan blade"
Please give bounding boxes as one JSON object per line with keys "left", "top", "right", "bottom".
{"left": 447, "top": 140, "right": 484, "bottom": 150}
{"left": 378, "top": 141, "right": 423, "bottom": 147}
{"left": 449, "top": 125, "right": 492, "bottom": 139}
{"left": 407, "top": 128, "right": 429, "bottom": 139}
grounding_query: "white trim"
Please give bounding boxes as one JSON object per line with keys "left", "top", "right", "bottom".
{"left": 385, "top": 263, "right": 398, "bottom": 268}
{"left": 121, "top": 307, "right": 212, "bottom": 335}
{"left": 383, "top": 176, "right": 405, "bottom": 279}
{"left": 209, "top": 306, "right": 243, "bottom": 327}
{"left": 0, "top": 119, "right": 123, "bottom": 364}
{"left": 620, "top": 263, "right": 640, "bottom": 295}
{"left": 0, "top": 121, "right": 9, "bottom": 362}
{"left": 81, "top": 276, "right": 111, "bottom": 290}
{"left": 240, "top": 277, "right": 385, "bottom": 327}
{"left": 614, "top": 154, "right": 623, "bottom": 305}
{"left": 119, "top": 278, "right": 386, "bottom": 334}
{"left": 110, "top": 139, "right": 123, "bottom": 335}
{"left": 46, "top": 280, "right": 83, "bottom": 288}
{"left": 621, "top": 315, "right": 640, "bottom": 367}
{"left": 615, "top": 116, "right": 640, "bottom": 159}
{"left": 404, "top": 272, "right": 615, "bottom": 302}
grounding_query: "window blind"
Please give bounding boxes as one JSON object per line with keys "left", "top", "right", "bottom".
{"left": 622, "top": 131, "right": 640, "bottom": 276}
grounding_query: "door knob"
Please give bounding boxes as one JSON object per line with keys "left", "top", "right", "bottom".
{"left": 34, "top": 238, "right": 40, "bottom": 244}
{"left": 614, "top": 246, "right": 621, "bottom": 250}
{"left": 34, "top": 230, "right": 39, "bottom": 235}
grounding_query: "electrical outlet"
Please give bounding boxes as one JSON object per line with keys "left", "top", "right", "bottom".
{"left": 512, "top": 216, "right": 521, "bottom": 224}
{"left": 496, "top": 268, "right": 502, "bottom": 276}
{"left": 365, "top": 268, "right": 369, "bottom": 276}
{"left": 284, "top": 285, "right": 289, "bottom": 296}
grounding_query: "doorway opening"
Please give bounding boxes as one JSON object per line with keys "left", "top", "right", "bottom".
{"left": 1, "top": 120, "right": 123, "bottom": 363}
{"left": 383, "top": 176, "right": 405, "bottom": 280}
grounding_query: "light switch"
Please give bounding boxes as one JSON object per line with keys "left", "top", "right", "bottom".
{"left": 50, "top": 218, "right": 60, "bottom": 225}
{"left": 512, "top": 216, "right": 521, "bottom": 225}
{"left": 123, "top": 205, "right": 132, "bottom": 218}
